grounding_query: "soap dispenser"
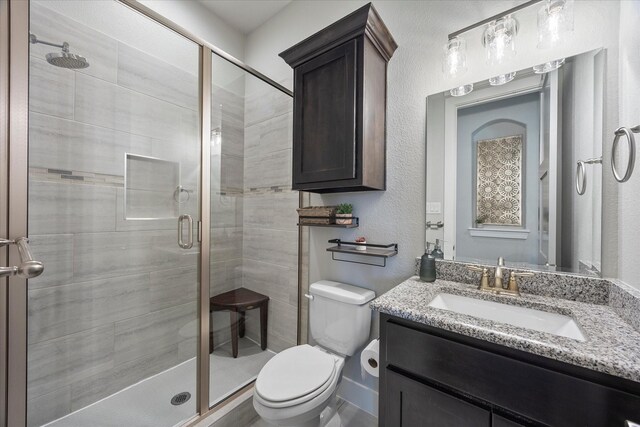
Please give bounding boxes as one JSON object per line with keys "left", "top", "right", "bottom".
{"left": 431, "top": 239, "right": 444, "bottom": 259}
{"left": 420, "top": 243, "right": 436, "bottom": 282}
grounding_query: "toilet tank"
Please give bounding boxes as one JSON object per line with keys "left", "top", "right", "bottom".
{"left": 309, "top": 280, "right": 376, "bottom": 356}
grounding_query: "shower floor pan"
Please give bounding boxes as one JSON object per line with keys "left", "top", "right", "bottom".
{"left": 42, "top": 338, "right": 274, "bottom": 427}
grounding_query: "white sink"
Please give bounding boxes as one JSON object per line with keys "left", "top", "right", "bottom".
{"left": 428, "top": 293, "right": 586, "bottom": 342}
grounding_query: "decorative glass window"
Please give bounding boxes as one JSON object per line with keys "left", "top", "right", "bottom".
{"left": 475, "top": 135, "right": 523, "bottom": 226}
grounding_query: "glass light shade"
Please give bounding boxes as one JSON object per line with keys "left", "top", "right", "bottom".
{"left": 537, "top": 0, "right": 574, "bottom": 49}
{"left": 443, "top": 37, "right": 467, "bottom": 78}
{"left": 482, "top": 16, "right": 519, "bottom": 66}
{"left": 489, "top": 72, "right": 516, "bottom": 86}
{"left": 450, "top": 83, "right": 473, "bottom": 97}
{"left": 533, "top": 58, "right": 566, "bottom": 73}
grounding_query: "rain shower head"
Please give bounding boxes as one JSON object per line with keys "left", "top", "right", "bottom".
{"left": 29, "top": 33, "right": 89, "bottom": 69}
{"left": 46, "top": 50, "right": 89, "bottom": 69}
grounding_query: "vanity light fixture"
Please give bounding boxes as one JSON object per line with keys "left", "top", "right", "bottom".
{"left": 444, "top": 0, "right": 540, "bottom": 96}
{"left": 489, "top": 71, "right": 517, "bottom": 86}
{"left": 482, "top": 16, "right": 519, "bottom": 66}
{"left": 443, "top": 0, "right": 575, "bottom": 94}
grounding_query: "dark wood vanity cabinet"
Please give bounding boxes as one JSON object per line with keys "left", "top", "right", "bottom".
{"left": 279, "top": 3, "right": 397, "bottom": 193}
{"left": 379, "top": 313, "right": 640, "bottom": 427}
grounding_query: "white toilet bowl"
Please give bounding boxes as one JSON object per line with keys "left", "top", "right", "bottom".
{"left": 253, "top": 281, "right": 375, "bottom": 427}
{"left": 253, "top": 345, "right": 345, "bottom": 427}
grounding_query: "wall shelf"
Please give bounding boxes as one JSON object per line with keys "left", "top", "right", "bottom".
{"left": 326, "top": 239, "right": 398, "bottom": 267}
{"left": 298, "top": 217, "right": 359, "bottom": 228}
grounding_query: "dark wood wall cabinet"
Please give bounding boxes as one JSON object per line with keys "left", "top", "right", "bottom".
{"left": 279, "top": 3, "right": 397, "bottom": 193}
{"left": 379, "top": 313, "right": 640, "bottom": 427}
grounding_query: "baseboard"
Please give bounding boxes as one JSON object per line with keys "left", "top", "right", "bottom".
{"left": 336, "top": 376, "right": 378, "bottom": 418}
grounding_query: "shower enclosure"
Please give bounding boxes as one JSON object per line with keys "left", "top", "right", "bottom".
{"left": 0, "top": 1, "right": 298, "bottom": 426}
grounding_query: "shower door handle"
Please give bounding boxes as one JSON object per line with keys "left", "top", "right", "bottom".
{"left": 0, "top": 237, "right": 44, "bottom": 279}
{"left": 178, "top": 214, "right": 193, "bottom": 249}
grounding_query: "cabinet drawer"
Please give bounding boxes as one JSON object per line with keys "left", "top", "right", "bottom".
{"left": 385, "top": 369, "right": 490, "bottom": 427}
{"left": 384, "top": 319, "right": 640, "bottom": 426}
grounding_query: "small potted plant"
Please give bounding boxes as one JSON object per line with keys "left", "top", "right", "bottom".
{"left": 335, "top": 203, "right": 353, "bottom": 225}
{"left": 355, "top": 236, "right": 367, "bottom": 251}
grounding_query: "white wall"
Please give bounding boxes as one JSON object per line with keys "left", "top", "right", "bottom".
{"left": 243, "top": 0, "right": 624, "bottom": 412}
{"left": 618, "top": 0, "right": 640, "bottom": 290}
{"left": 141, "top": 0, "right": 246, "bottom": 61}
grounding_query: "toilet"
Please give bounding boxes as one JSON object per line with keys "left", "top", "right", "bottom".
{"left": 253, "top": 280, "right": 375, "bottom": 427}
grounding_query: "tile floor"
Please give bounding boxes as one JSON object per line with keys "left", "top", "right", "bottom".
{"left": 42, "top": 338, "right": 274, "bottom": 427}
{"left": 247, "top": 399, "right": 377, "bottom": 427}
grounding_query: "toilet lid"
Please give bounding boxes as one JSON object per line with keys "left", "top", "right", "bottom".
{"left": 255, "top": 345, "right": 336, "bottom": 403}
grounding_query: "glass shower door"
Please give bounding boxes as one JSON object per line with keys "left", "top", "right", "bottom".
{"left": 26, "top": 1, "right": 201, "bottom": 426}
{"left": 208, "top": 51, "right": 296, "bottom": 407}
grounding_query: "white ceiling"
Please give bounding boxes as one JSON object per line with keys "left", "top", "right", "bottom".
{"left": 198, "top": 0, "right": 292, "bottom": 34}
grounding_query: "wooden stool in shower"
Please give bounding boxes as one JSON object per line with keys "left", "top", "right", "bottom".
{"left": 209, "top": 288, "right": 269, "bottom": 358}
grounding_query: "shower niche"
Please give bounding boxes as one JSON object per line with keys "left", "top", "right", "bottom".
{"left": 124, "top": 153, "right": 182, "bottom": 220}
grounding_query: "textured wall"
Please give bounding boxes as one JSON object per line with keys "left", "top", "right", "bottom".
{"left": 243, "top": 0, "right": 624, "bottom": 413}
{"left": 618, "top": 0, "right": 640, "bottom": 290}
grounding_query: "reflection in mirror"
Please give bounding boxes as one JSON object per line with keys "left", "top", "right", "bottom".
{"left": 426, "top": 48, "right": 605, "bottom": 275}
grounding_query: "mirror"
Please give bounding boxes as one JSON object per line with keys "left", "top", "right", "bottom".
{"left": 426, "top": 48, "right": 605, "bottom": 275}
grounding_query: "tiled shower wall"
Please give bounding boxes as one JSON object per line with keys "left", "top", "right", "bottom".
{"left": 210, "top": 67, "right": 297, "bottom": 353}
{"left": 210, "top": 80, "right": 245, "bottom": 345}
{"left": 27, "top": 3, "right": 297, "bottom": 426}
{"left": 27, "top": 4, "right": 201, "bottom": 426}
{"left": 241, "top": 80, "right": 298, "bottom": 353}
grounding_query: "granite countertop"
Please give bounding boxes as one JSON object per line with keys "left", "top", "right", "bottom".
{"left": 370, "top": 277, "right": 640, "bottom": 383}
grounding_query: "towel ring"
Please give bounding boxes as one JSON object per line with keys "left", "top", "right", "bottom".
{"left": 576, "top": 161, "right": 586, "bottom": 195}
{"left": 611, "top": 126, "right": 638, "bottom": 183}
{"left": 575, "top": 157, "right": 602, "bottom": 196}
{"left": 173, "top": 185, "right": 191, "bottom": 204}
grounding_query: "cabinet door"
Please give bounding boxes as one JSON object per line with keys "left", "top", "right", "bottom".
{"left": 384, "top": 369, "right": 491, "bottom": 427}
{"left": 293, "top": 39, "right": 357, "bottom": 185}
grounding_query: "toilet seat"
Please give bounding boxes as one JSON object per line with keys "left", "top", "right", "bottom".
{"left": 255, "top": 345, "right": 340, "bottom": 409}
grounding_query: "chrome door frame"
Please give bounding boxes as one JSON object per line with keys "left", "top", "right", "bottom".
{"left": 2, "top": 0, "right": 293, "bottom": 425}
{"left": 1, "top": 0, "right": 10, "bottom": 424}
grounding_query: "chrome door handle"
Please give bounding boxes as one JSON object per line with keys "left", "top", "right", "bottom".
{"left": 0, "top": 237, "right": 44, "bottom": 279}
{"left": 178, "top": 214, "right": 193, "bottom": 249}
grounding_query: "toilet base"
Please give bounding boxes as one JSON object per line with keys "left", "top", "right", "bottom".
{"left": 257, "top": 393, "right": 342, "bottom": 427}
{"left": 321, "top": 408, "right": 342, "bottom": 427}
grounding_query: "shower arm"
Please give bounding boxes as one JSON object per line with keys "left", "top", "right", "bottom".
{"left": 29, "top": 33, "right": 69, "bottom": 52}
